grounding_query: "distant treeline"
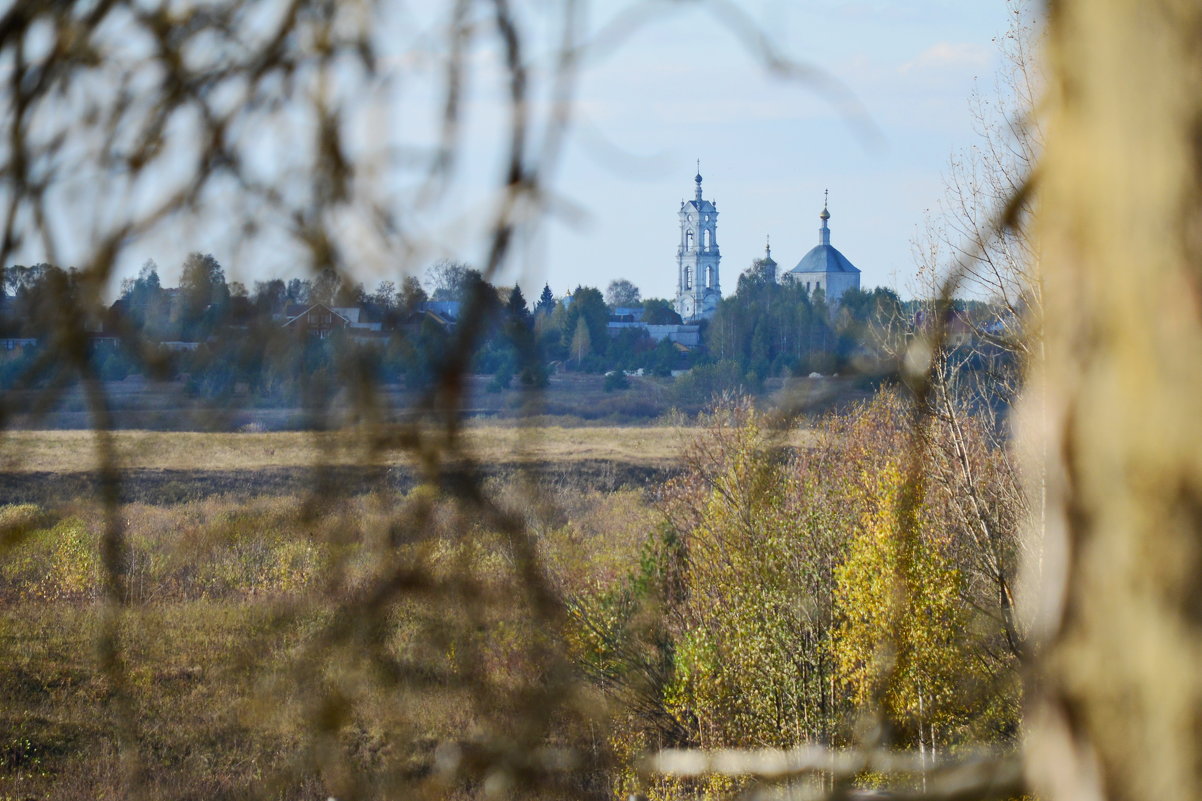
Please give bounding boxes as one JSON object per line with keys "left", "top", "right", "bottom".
{"left": 0, "top": 253, "right": 963, "bottom": 403}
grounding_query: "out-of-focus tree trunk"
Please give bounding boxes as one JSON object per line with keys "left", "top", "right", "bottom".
{"left": 1023, "top": 2, "right": 1202, "bottom": 800}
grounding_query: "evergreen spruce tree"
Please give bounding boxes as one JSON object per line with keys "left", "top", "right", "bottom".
{"left": 536, "top": 283, "right": 556, "bottom": 315}
{"left": 506, "top": 285, "right": 529, "bottom": 320}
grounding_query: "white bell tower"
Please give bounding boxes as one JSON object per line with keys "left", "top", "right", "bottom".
{"left": 675, "top": 164, "right": 721, "bottom": 321}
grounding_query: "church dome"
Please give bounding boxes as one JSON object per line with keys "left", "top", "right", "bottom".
{"left": 760, "top": 239, "right": 777, "bottom": 267}
{"left": 789, "top": 194, "right": 857, "bottom": 274}
{"left": 788, "top": 244, "right": 859, "bottom": 275}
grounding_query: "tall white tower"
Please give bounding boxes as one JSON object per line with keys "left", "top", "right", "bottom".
{"left": 675, "top": 166, "right": 721, "bottom": 321}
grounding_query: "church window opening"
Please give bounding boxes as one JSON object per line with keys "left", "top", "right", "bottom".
{"left": 703, "top": 229, "right": 711, "bottom": 250}
{"left": 686, "top": 230, "right": 694, "bottom": 249}
{"left": 684, "top": 267, "right": 692, "bottom": 290}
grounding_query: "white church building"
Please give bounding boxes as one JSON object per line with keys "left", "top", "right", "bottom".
{"left": 779, "top": 194, "right": 861, "bottom": 303}
{"left": 672, "top": 172, "right": 862, "bottom": 319}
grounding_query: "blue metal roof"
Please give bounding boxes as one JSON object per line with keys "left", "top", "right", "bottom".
{"left": 787, "top": 244, "right": 860, "bottom": 275}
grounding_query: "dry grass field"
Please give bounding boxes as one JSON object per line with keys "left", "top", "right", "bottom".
{"left": 0, "top": 481, "right": 665, "bottom": 799}
{"left": 0, "top": 426, "right": 816, "bottom": 474}
{"left": 0, "top": 418, "right": 821, "bottom": 798}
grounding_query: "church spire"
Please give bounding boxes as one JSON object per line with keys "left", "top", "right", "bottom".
{"left": 819, "top": 189, "right": 831, "bottom": 246}
{"left": 694, "top": 160, "right": 703, "bottom": 201}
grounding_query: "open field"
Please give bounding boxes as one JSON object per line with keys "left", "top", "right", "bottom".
{"left": 0, "top": 426, "right": 801, "bottom": 505}
{"left": 0, "top": 426, "right": 817, "bottom": 473}
{"left": 0, "top": 483, "right": 660, "bottom": 800}
{"left": 0, "top": 427, "right": 693, "bottom": 473}
{"left": 0, "top": 415, "right": 822, "bottom": 798}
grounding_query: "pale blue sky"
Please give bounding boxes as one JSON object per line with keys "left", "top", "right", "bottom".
{"left": 112, "top": 0, "right": 1020, "bottom": 302}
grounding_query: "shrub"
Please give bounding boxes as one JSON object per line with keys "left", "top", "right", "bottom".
{"left": 0, "top": 512, "right": 98, "bottom": 602}
{"left": 603, "top": 371, "right": 629, "bottom": 392}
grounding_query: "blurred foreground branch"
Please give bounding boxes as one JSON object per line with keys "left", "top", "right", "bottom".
{"left": 641, "top": 746, "right": 1023, "bottom": 801}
